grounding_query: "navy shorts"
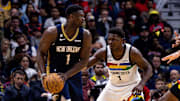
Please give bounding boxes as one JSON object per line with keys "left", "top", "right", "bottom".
{"left": 59, "top": 72, "right": 83, "bottom": 101}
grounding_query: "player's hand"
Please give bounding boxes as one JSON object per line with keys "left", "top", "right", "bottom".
{"left": 57, "top": 72, "right": 67, "bottom": 81}
{"left": 132, "top": 84, "right": 144, "bottom": 95}
{"left": 40, "top": 73, "right": 47, "bottom": 80}
{"left": 172, "top": 31, "right": 180, "bottom": 48}
{"left": 161, "top": 50, "right": 180, "bottom": 64}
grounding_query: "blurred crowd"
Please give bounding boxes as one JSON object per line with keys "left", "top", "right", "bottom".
{"left": 0, "top": 0, "right": 180, "bottom": 101}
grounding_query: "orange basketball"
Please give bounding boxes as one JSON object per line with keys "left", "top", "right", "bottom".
{"left": 42, "top": 73, "right": 64, "bottom": 94}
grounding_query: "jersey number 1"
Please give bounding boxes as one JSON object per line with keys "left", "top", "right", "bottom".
{"left": 66, "top": 54, "right": 71, "bottom": 65}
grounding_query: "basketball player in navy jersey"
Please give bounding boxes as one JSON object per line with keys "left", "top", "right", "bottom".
{"left": 87, "top": 27, "right": 152, "bottom": 101}
{"left": 37, "top": 5, "right": 92, "bottom": 101}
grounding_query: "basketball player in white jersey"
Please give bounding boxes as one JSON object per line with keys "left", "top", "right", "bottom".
{"left": 87, "top": 27, "right": 152, "bottom": 101}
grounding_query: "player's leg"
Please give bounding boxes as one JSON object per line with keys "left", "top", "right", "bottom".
{"left": 69, "top": 72, "right": 83, "bottom": 101}
{"left": 96, "top": 87, "right": 116, "bottom": 101}
{"left": 58, "top": 81, "right": 71, "bottom": 101}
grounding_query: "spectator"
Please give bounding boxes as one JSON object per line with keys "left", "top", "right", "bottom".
{"left": 115, "top": 17, "right": 124, "bottom": 29}
{"left": 97, "top": 9, "right": 112, "bottom": 39}
{"left": 28, "top": 73, "right": 47, "bottom": 101}
{"left": 19, "top": 54, "right": 37, "bottom": 80}
{"left": 90, "top": 62, "right": 107, "bottom": 101}
{"left": 21, "top": 2, "right": 42, "bottom": 25}
{"left": 3, "top": 8, "right": 21, "bottom": 32}
{"left": 44, "top": 7, "right": 66, "bottom": 29}
{"left": 135, "top": 0, "right": 149, "bottom": 13}
{"left": 82, "top": 70, "right": 95, "bottom": 101}
{"left": 2, "top": 69, "right": 30, "bottom": 101}
{"left": 111, "top": 0, "right": 122, "bottom": 19}
{"left": 0, "top": 0, "right": 11, "bottom": 34}
{"left": 115, "top": 17, "right": 131, "bottom": 43}
{"left": 30, "top": 29, "right": 42, "bottom": 49}
{"left": 86, "top": 15, "right": 98, "bottom": 42}
{"left": 25, "top": 11, "right": 42, "bottom": 37}
{"left": 147, "top": 0, "right": 156, "bottom": 11}
{"left": 4, "top": 16, "right": 23, "bottom": 40}
{"left": 167, "top": 69, "right": 180, "bottom": 88}
{"left": 90, "top": 62, "right": 107, "bottom": 84}
{"left": 121, "top": 0, "right": 141, "bottom": 44}
{"left": 86, "top": 15, "right": 96, "bottom": 30}
{"left": 148, "top": 9, "right": 166, "bottom": 38}
{"left": 134, "top": 24, "right": 153, "bottom": 58}
{"left": 150, "top": 78, "right": 166, "bottom": 100}
{"left": 153, "top": 78, "right": 166, "bottom": 92}
{"left": 146, "top": 55, "right": 167, "bottom": 89}
{"left": 86, "top": 16, "right": 106, "bottom": 56}
{"left": 158, "top": 24, "right": 174, "bottom": 54}
{"left": 0, "top": 38, "right": 11, "bottom": 70}
{"left": 11, "top": 34, "right": 37, "bottom": 63}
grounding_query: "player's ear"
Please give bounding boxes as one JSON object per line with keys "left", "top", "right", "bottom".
{"left": 121, "top": 37, "right": 125, "bottom": 43}
{"left": 69, "top": 14, "right": 75, "bottom": 20}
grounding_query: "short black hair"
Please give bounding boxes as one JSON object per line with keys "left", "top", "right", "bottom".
{"left": 109, "top": 27, "right": 125, "bottom": 38}
{"left": 13, "top": 69, "right": 26, "bottom": 78}
{"left": 65, "top": 4, "right": 83, "bottom": 16}
{"left": 93, "top": 62, "right": 105, "bottom": 69}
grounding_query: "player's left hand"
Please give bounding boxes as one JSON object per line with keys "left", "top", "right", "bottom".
{"left": 161, "top": 50, "right": 180, "bottom": 64}
{"left": 132, "top": 84, "right": 144, "bottom": 95}
{"left": 57, "top": 72, "right": 68, "bottom": 81}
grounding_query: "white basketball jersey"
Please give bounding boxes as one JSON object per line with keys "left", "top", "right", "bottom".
{"left": 106, "top": 43, "right": 141, "bottom": 87}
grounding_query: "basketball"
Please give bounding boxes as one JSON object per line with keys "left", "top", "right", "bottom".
{"left": 42, "top": 73, "right": 64, "bottom": 94}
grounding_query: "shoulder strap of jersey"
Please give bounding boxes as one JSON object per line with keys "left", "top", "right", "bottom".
{"left": 56, "top": 24, "right": 62, "bottom": 36}
{"left": 129, "top": 45, "right": 133, "bottom": 66}
{"left": 77, "top": 26, "right": 84, "bottom": 40}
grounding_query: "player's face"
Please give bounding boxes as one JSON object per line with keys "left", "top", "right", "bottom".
{"left": 72, "top": 10, "right": 85, "bottom": 26}
{"left": 107, "top": 33, "right": 124, "bottom": 49}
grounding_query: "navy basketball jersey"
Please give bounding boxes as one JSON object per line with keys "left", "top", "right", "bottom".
{"left": 47, "top": 24, "right": 83, "bottom": 73}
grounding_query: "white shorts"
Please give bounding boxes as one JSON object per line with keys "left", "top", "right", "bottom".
{"left": 97, "top": 82, "right": 143, "bottom": 101}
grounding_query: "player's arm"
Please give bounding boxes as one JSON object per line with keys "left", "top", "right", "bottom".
{"left": 87, "top": 48, "right": 106, "bottom": 68}
{"left": 130, "top": 47, "right": 152, "bottom": 90}
{"left": 64, "top": 29, "right": 92, "bottom": 79}
{"left": 37, "top": 26, "right": 58, "bottom": 74}
{"left": 159, "top": 90, "right": 178, "bottom": 101}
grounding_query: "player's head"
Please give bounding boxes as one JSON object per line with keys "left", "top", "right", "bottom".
{"left": 107, "top": 27, "right": 125, "bottom": 48}
{"left": 65, "top": 4, "right": 85, "bottom": 26}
